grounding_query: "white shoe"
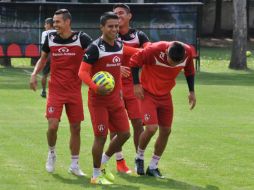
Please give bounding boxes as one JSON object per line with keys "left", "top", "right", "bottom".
{"left": 69, "top": 166, "right": 86, "bottom": 177}
{"left": 45, "top": 152, "right": 56, "bottom": 173}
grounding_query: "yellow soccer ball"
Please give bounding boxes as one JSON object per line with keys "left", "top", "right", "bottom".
{"left": 92, "top": 71, "right": 115, "bottom": 92}
{"left": 246, "top": 51, "right": 252, "bottom": 57}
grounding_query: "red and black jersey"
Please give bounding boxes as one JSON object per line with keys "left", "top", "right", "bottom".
{"left": 83, "top": 38, "right": 124, "bottom": 101}
{"left": 42, "top": 31, "right": 92, "bottom": 93}
{"left": 118, "top": 29, "right": 149, "bottom": 84}
{"left": 130, "top": 41, "right": 195, "bottom": 96}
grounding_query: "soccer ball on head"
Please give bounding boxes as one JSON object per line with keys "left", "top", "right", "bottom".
{"left": 92, "top": 71, "right": 115, "bottom": 92}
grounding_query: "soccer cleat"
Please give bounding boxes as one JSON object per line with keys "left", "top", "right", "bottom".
{"left": 135, "top": 158, "right": 145, "bottom": 175}
{"left": 41, "top": 90, "right": 46, "bottom": 98}
{"left": 45, "top": 152, "right": 56, "bottom": 173}
{"left": 116, "top": 159, "right": 132, "bottom": 174}
{"left": 146, "top": 167, "right": 165, "bottom": 179}
{"left": 69, "top": 165, "right": 86, "bottom": 177}
{"left": 90, "top": 175, "right": 113, "bottom": 185}
{"left": 101, "top": 164, "right": 115, "bottom": 182}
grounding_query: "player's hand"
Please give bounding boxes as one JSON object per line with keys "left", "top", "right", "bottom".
{"left": 96, "top": 83, "right": 111, "bottom": 96}
{"left": 120, "top": 66, "right": 130, "bottom": 78}
{"left": 30, "top": 74, "right": 37, "bottom": 91}
{"left": 188, "top": 91, "right": 196, "bottom": 110}
{"left": 134, "top": 84, "right": 144, "bottom": 99}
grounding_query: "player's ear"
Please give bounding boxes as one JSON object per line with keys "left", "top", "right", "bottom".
{"left": 100, "top": 24, "right": 103, "bottom": 31}
{"left": 128, "top": 13, "right": 132, "bottom": 20}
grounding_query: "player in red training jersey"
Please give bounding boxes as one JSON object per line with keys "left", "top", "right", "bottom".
{"left": 112, "top": 3, "right": 151, "bottom": 174}
{"left": 78, "top": 12, "right": 139, "bottom": 185}
{"left": 30, "top": 9, "right": 92, "bottom": 176}
{"left": 130, "top": 41, "right": 196, "bottom": 178}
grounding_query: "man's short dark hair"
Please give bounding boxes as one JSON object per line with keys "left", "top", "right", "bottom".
{"left": 168, "top": 42, "right": 185, "bottom": 62}
{"left": 45, "top": 18, "right": 53, "bottom": 27}
{"left": 54, "top": 9, "right": 72, "bottom": 21}
{"left": 113, "top": 3, "right": 131, "bottom": 13}
{"left": 100, "top": 12, "right": 118, "bottom": 26}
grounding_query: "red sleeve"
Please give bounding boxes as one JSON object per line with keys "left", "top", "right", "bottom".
{"left": 78, "top": 61, "right": 98, "bottom": 92}
{"left": 129, "top": 48, "right": 147, "bottom": 68}
{"left": 123, "top": 45, "right": 140, "bottom": 56}
{"left": 142, "top": 42, "right": 151, "bottom": 48}
{"left": 184, "top": 48, "right": 195, "bottom": 77}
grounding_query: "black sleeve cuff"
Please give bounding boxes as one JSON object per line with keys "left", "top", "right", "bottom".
{"left": 131, "top": 67, "right": 140, "bottom": 84}
{"left": 186, "top": 75, "right": 195, "bottom": 92}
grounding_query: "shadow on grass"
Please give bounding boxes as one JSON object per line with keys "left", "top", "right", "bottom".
{"left": 52, "top": 173, "right": 140, "bottom": 190}
{"left": 117, "top": 173, "right": 220, "bottom": 190}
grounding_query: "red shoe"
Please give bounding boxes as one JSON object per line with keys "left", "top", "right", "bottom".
{"left": 116, "top": 159, "right": 132, "bottom": 174}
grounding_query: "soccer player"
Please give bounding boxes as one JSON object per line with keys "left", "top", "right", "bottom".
{"left": 29, "top": 9, "right": 92, "bottom": 176}
{"left": 112, "top": 3, "right": 150, "bottom": 174}
{"left": 130, "top": 41, "right": 196, "bottom": 178}
{"left": 78, "top": 12, "right": 139, "bottom": 185}
{"left": 40, "top": 18, "right": 55, "bottom": 98}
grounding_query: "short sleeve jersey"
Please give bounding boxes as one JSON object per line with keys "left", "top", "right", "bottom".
{"left": 42, "top": 31, "right": 92, "bottom": 93}
{"left": 118, "top": 29, "right": 149, "bottom": 84}
{"left": 130, "top": 41, "right": 195, "bottom": 96}
{"left": 83, "top": 38, "right": 123, "bottom": 102}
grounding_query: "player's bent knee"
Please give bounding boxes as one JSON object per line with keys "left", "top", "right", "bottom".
{"left": 146, "top": 125, "right": 158, "bottom": 135}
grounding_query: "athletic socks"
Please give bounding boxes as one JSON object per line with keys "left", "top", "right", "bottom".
{"left": 70, "top": 155, "right": 79, "bottom": 168}
{"left": 93, "top": 168, "right": 101, "bottom": 178}
{"left": 149, "top": 154, "right": 161, "bottom": 169}
{"left": 136, "top": 147, "right": 145, "bottom": 160}
{"left": 115, "top": 151, "right": 124, "bottom": 161}
{"left": 101, "top": 153, "right": 110, "bottom": 164}
{"left": 48, "top": 146, "right": 55, "bottom": 154}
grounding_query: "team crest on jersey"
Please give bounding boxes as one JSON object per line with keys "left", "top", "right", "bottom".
{"left": 99, "top": 44, "right": 105, "bottom": 51}
{"left": 50, "top": 34, "right": 55, "bottom": 41}
{"left": 58, "top": 47, "right": 69, "bottom": 53}
{"left": 98, "top": 124, "right": 105, "bottom": 132}
{"left": 48, "top": 106, "right": 55, "bottom": 114}
{"left": 112, "top": 56, "right": 121, "bottom": 64}
{"left": 144, "top": 113, "right": 151, "bottom": 121}
{"left": 130, "top": 33, "right": 135, "bottom": 39}
{"left": 72, "top": 34, "right": 77, "bottom": 40}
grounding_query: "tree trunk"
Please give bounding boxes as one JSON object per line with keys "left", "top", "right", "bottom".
{"left": 229, "top": 0, "right": 247, "bottom": 70}
{"left": 213, "top": 0, "right": 222, "bottom": 37}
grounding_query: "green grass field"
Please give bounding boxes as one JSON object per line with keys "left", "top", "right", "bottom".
{"left": 0, "top": 47, "right": 254, "bottom": 190}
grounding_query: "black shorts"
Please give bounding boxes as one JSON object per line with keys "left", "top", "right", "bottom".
{"left": 42, "top": 60, "right": 50, "bottom": 76}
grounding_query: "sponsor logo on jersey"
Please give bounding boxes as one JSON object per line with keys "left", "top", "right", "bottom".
{"left": 52, "top": 47, "right": 76, "bottom": 56}
{"left": 58, "top": 47, "right": 69, "bottom": 53}
{"left": 98, "top": 124, "right": 105, "bottom": 132}
{"left": 106, "top": 56, "right": 121, "bottom": 67}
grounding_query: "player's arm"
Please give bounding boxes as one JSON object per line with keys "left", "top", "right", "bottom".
{"left": 30, "top": 51, "right": 48, "bottom": 91}
{"left": 78, "top": 44, "right": 110, "bottom": 95}
{"left": 129, "top": 49, "right": 147, "bottom": 99}
{"left": 78, "top": 62, "right": 98, "bottom": 92}
{"left": 184, "top": 51, "right": 196, "bottom": 110}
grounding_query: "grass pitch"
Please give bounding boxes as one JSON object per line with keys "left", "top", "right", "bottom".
{"left": 0, "top": 47, "right": 254, "bottom": 190}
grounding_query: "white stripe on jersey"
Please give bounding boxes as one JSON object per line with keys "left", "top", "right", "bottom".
{"left": 48, "top": 32, "right": 82, "bottom": 47}
{"left": 94, "top": 44, "right": 123, "bottom": 59}
{"left": 119, "top": 32, "right": 140, "bottom": 45}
